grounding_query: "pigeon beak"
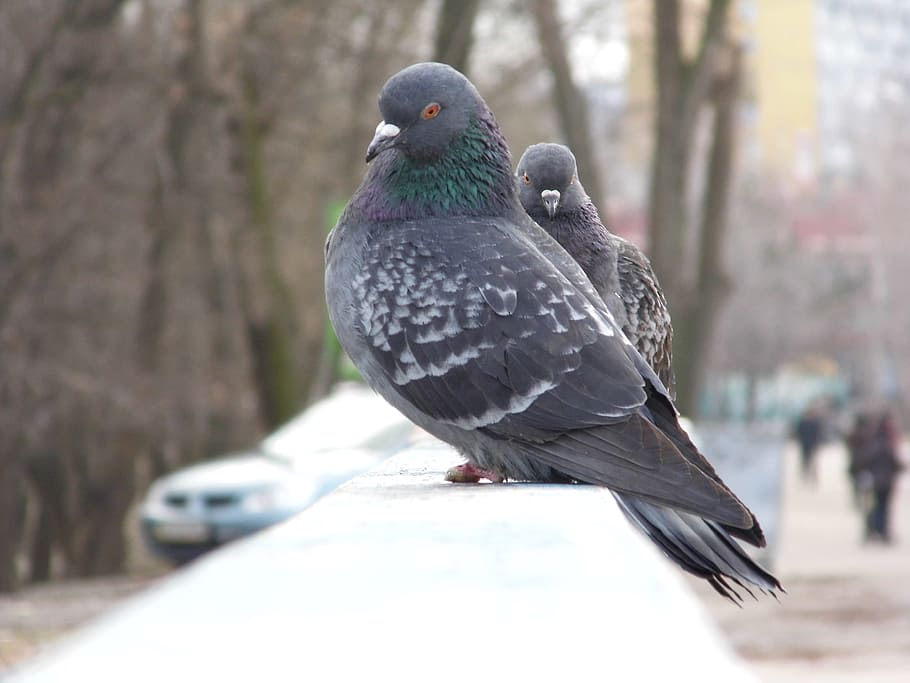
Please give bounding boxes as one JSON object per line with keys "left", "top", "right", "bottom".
{"left": 365, "top": 121, "right": 400, "bottom": 163}
{"left": 541, "top": 189, "right": 560, "bottom": 219}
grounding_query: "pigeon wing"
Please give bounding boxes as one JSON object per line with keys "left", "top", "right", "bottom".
{"left": 355, "top": 216, "right": 752, "bottom": 528}
{"left": 355, "top": 216, "right": 646, "bottom": 437}
{"left": 615, "top": 237, "right": 675, "bottom": 394}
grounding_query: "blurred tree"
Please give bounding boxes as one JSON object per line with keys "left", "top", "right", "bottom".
{"left": 0, "top": 449, "right": 26, "bottom": 591}
{"left": 709, "top": 182, "right": 805, "bottom": 421}
{"left": 673, "top": 43, "right": 742, "bottom": 417}
{"left": 138, "top": 0, "right": 253, "bottom": 456}
{"left": 433, "top": 0, "right": 479, "bottom": 73}
{"left": 1, "top": 0, "right": 146, "bottom": 585}
{"left": 232, "top": 3, "right": 303, "bottom": 428}
{"left": 529, "top": 0, "right": 605, "bottom": 211}
{"left": 648, "top": 0, "right": 735, "bottom": 416}
{"left": 0, "top": 0, "right": 437, "bottom": 590}
{"left": 0, "top": 0, "right": 72, "bottom": 591}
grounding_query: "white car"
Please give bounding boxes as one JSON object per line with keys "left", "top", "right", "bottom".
{"left": 140, "top": 384, "right": 415, "bottom": 564}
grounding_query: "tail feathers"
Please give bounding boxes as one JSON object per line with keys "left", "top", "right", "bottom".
{"left": 640, "top": 385, "right": 768, "bottom": 549}
{"left": 719, "top": 515, "right": 766, "bottom": 549}
{"left": 613, "top": 492, "right": 783, "bottom": 604}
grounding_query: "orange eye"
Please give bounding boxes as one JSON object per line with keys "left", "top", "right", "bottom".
{"left": 422, "top": 102, "right": 441, "bottom": 119}
{"left": 522, "top": 173, "right": 531, "bottom": 185}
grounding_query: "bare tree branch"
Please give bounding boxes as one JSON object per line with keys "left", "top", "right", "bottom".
{"left": 530, "top": 0, "right": 606, "bottom": 210}
{"left": 674, "top": 42, "right": 741, "bottom": 415}
{"left": 647, "top": 0, "right": 735, "bottom": 416}
{"left": 679, "top": 0, "right": 730, "bottom": 142}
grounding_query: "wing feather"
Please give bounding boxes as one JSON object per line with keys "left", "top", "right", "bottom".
{"left": 356, "top": 215, "right": 755, "bottom": 529}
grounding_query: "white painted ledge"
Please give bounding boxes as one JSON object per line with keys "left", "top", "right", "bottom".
{"left": 10, "top": 437, "right": 756, "bottom": 682}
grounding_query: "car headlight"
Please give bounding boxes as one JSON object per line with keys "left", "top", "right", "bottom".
{"left": 140, "top": 479, "right": 172, "bottom": 514}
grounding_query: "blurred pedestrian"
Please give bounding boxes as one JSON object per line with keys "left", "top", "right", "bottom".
{"left": 863, "top": 410, "right": 904, "bottom": 544}
{"left": 794, "top": 404, "right": 825, "bottom": 485}
{"left": 846, "top": 413, "right": 875, "bottom": 510}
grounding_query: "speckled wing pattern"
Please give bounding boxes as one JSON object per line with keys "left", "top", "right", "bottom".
{"left": 614, "top": 237, "right": 675, "bottom": 395}
{"left": 353, "top": 217, "right": 644, "bottom": 437}
{"left": 352, "top": 216, "right": 752, "bottom": 528}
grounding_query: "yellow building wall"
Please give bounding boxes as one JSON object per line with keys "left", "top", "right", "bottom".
{"left": 752, "top": 0, "right": 817, "bottom": 174}
{"left": 623, "top": 0, "right": 817, "bottom": 179}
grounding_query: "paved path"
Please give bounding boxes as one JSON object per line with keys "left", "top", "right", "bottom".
{"left": 0, "top": 574, "right": 163, "bottom": 673}
{"left": 692, "top": 439, "right": 910, "bottom": 682}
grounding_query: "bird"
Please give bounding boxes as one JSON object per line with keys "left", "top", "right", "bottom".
{"left": 516, "top": 143, "right": 674, "bottom": 393}
{"left": 324, "top": 62, "right": 781, "bottom": 602}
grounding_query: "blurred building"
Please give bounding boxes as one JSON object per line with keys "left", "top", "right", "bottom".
{"left": 615, "top": 0, "right": 910, "bottom": 186}
{"left": 748, "top": 0, "right": 910, "bottom": 186}
{"left": 747, "top": 0, "right": 910, "bottom": 405}
{"left": 815, "top": 0, "right": 910, "bottom": 184}
{"left": 747, "top": 1, "right": 816, "bottom": 186}
{"left": 606, "top": 0, "right": 910, "bottom": 412}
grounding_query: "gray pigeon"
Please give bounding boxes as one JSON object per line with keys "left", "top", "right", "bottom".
{"left": 324, "top": 62, "right": 781, "bottom": 602}
{"left": 517, "top": 143, "right": 674, "bottom": 393}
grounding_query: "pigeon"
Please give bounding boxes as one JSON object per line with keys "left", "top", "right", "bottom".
{"left": 324, "top": 62, "right": 781, "bottom": 602}
{"left": 516, "top": 143, "right": 674, "bottom": 393}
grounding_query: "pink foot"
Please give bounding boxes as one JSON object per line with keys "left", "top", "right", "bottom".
{"left": 445, "top": 462, "right": 504, "bottom": 484}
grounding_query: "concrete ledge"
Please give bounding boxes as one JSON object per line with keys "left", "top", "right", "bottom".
{"left": 10, "top": 438, "right": 755, "bottom": 682}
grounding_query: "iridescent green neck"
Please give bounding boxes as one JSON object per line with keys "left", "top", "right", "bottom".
{"left": 355, "top": 114, "right": 516, "bottom": 222}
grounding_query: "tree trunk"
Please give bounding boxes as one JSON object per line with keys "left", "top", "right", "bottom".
{"left": 137, "top": 0, "right": 245, "bottom": 467}
{"left": 530, "top": 0, "right": 606, "bottom": 212}
{"left": 674, "top": 44, "right": 741, "bottom": 415}
{"left": 25, "top": 450, "right": 67, "bottom": 583}
{"left": 433, "top": 0, "right": 480, "bottom": 74}
{"left": 0, "top": 454, "right": 26, "bottom": 591}
{"left": 648, "top": 0, "right": 685, "bottom": 301}
{"left": 233, "top": 19, "right": 302, "bottom": 429}
{"left": 70, "top": 437, "right": 136, "bottom": 577}
{"left": 29, "top": 503, "right": 54, "bottom": 584}
{"left": 647, "top": 0, "right": 732, "bottom": 416}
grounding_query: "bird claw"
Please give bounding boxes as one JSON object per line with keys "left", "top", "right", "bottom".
{"left": 444, "top": 462, "right": 504, "bottom": 483}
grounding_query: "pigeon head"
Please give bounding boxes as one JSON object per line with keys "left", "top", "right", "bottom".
{"left": 366, "top": 62, "right": 481, "bottom": 165}
{"left": 353, "top": 63, "right": 516, "bottom": 221}
{"left": 516, "top": 143, "right": 587, "bottom": 221}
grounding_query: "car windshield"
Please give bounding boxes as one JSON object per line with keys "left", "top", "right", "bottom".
{"left": 260, "top": 384, "right": 414, "bottom": 464}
